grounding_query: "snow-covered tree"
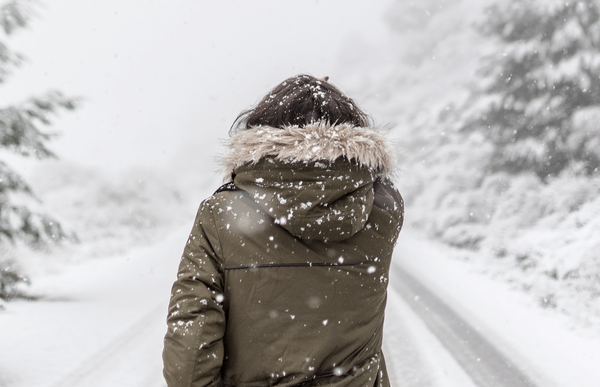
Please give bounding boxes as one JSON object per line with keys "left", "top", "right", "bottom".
{"left": 462, "top": 0, "right": 600, "bottom": 179}
{"left": 1, "top": 0, "right": 78, "bottom": 300}
{"left": 0, "top": 0, "right": 78, "bottom": 246}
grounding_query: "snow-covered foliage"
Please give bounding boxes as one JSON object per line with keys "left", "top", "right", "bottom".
{"left": 0, "top": 261, "right": 31, "bottom": 302}
{"left": 0, "top": 0, "right": 78, "bottom": 247}
{"left": 409, "top": 169, "right": 600, "bottom": 325}
{"left": 464, "top": 0, "right": 600, "bottom": 179}
{"left": 0, "top": 0, "right": 79, "bottom": 300}
{"left": 355, "top": 0, "right": 600, "bottom": 328}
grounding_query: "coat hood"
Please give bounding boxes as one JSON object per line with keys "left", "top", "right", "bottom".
{"left": 221, "top": 123, "right": 397, "bottom": 242}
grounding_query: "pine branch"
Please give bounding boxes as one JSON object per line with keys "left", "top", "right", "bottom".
{"left": 0, "top": 0, "right": 34, "bottom": 83}
{"left": 0, "top": 0, "right": 34, "bottom": 35}
{"left": 0, "top": 0, "right": 36, "bottom": 83}
{"left": 0, "top": 91, "right": 81, "bottom": 158}
{"left": 0, "top": 263, "right": 33, "bottom": 301}
{"left": 572, "top": 2, "right": 600, "bottom": 52}
{"left": 0, "top": 202, "right": 69, "bottom": 245}
{"left": 0, "top": 159, "right": 34, "bottom": 196}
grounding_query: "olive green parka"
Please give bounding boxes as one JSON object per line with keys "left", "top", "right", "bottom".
{"left": 163, "top": 123, "right": 404, "bottom": 387}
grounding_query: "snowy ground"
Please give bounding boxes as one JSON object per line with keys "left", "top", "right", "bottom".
{"left": 1, "top": 225, "right": 599, "bottom": 387}
{"left": 392, "top": 229, "right": 600, "bottom": 387}
{"left": 0, "top": 226, "right": 187, "bottom": 387}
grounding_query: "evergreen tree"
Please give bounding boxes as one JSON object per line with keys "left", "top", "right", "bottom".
{"left": 1, "top": 0, "right": 78, "bottom": 300}
{"left": 462, "top": 0, "right": 600, "bottom": 179}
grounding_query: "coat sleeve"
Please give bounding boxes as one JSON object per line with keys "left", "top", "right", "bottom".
{"left": 163, "top": 200, "right": 226, "bottom": 387}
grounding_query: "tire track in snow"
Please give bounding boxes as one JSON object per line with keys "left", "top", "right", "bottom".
{"left": 390, "top": 265, "right": 538, "bottom": 387}
{"left": 48, "top": 302, "right": 167, "bottom": 387}
{"left": 384, "top": 288, "right": 478, "bottom": 387}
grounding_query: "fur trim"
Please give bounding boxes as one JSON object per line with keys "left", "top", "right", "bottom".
{"left": 222, "top": 122, "right": 396, "bottom": 179}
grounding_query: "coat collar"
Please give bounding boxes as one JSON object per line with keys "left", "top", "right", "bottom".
{"left": 222, "top": 122, "right": 397, "bottom": 180}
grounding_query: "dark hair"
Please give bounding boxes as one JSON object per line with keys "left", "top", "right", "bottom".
{"left": 230, "top": 74, "right": 372, "bottom": 135}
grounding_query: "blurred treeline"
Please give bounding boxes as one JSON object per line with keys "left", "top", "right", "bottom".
{"left": 362, "top": 0, "right": 600, "bottom": 323}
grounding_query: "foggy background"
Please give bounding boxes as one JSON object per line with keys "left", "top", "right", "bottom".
{"left": 2, "top": 0, "right": 600, "bottom": 386}
{"left": 1, "top": 0, "right": 392, "bottom": 173}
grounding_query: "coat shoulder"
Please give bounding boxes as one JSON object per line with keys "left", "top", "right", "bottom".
{"left": 373, "top": 178, "right": 404, "bottom": 243}
{"left": 214, "top": 182, "right": 241, "bottom": 194}
{"left": 374, "top": 178, "right": 403, "bottom": 212}
{"left": 197, "top": 185, "right": 254, "bottom": 227}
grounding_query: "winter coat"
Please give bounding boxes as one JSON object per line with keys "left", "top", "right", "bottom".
{"left": 163, "top": 123, "right": 404, "bottom": 387}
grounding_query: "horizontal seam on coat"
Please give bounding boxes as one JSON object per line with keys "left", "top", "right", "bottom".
{"left": 224, "top": 252, "right": 392, "bottom": 270}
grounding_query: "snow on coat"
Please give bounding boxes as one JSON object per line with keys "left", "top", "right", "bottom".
{"left": 163, "top": 123, "right": 404, "bottom": 387}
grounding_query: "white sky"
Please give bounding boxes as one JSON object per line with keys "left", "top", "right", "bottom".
{"left": 1, "top": 0, "right": 394, "bottom": 175}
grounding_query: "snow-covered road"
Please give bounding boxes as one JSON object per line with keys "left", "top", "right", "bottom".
{"left": 383, "top": 287, "right": 478, "bottom": 387}
{"left": 0, "top": 227, "right": 185, "bottom": 387}
{"left": 392, "top": 230, "right": 600, "bottom": 387}
{"left": 1, "top": 228, "right": 599, "bottom": 386}
{"left": 388, "top": 267, "right": 535, "bottom": 387}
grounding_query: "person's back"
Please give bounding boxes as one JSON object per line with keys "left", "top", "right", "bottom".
{"left": 163, "top": 75, "right": 404, "bottom": 387}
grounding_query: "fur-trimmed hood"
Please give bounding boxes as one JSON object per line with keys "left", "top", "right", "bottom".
{"left": 220, "top": 123, "right": 399, "bottom": 242}
{"left": 222, "top": 122, "right": 396, "bottom": 180}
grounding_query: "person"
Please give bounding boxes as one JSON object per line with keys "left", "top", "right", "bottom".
{"left": 162, "top": 74, "right": 404, "bottom": 387}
